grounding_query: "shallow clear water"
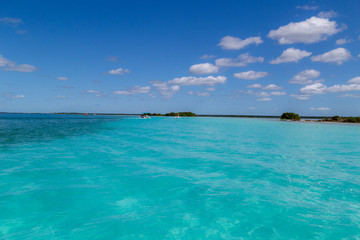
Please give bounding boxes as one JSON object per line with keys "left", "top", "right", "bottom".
{"left": 1, "top": 114, "right": 360, "bottom": 239}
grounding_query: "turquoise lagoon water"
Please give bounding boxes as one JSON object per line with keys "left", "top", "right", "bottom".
{"left": 1, "top": 114, "right": 360, "bottom": 239}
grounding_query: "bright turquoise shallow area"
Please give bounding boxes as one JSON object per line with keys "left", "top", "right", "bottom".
{"left": 1, "top": 114, "right": 360, "bottom": 239}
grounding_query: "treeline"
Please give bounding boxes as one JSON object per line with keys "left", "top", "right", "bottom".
{"left": 280, "top": 112, "right": 301, "bottom": 121}
{"left": 147, "top": 112, "right": 196, "bottom": 117}
{"left": 322, "top": 116, "right": 360, "bottom": 123}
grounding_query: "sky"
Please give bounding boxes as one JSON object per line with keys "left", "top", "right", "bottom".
{"left": 0, "top": 0, "right": 360, "bottom": 115}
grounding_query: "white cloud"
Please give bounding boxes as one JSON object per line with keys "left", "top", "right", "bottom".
{"left": 300, "top": 82, "right": 327, "bottom": 95}
{"left": 218, "top": 36, "right": 263, "bottom": 50}
{"left": 339, "top": 93, "right": 360, "bottom": 98}
{"left": 3, "top": 93, "right": 24, "bottom": 99}
{"left": 113, "top": 86, "right": 151, "bottom": 95}
{"left": 318, "top": 10, "right": 338, "bottom": 18}
{"left": 310, "top": 107, "right": 330, "bottom": 111}
{"left": 347, "top": 77, "right": 360, "bottom": 84}
{"left": 311, "top": 48, "right": 351, "bottom": 65}
{"left": 151, "top": 81, "right": 180, "bottom": 98}
{"left": 263, "top": 84, "right": 282, "bottom": 90}
{"left": 268, "top": 17, "right": 342, "bottom": 44}
{"left": 168, "top": 75, "right": 226, "bottom": 86}
{"left": 233, "top": 71, "right": 268, "bottom": 80}
{"left": 246, "top": 84, "right": 282, "bottom": 90}
{"left": 57, "top": 76, "right": 68, "bottom": 81}
{"left": 291, "top": 94, "right": 311, "bottom": 100}
{"left": 196, "top": 92, "right": 211, "bottom": 97}
{"left": 206, "top": 87, "right": 216, "bottom": 91}
{"left": 107, "top": 56, "right": 118, "bottom": 62}
{"left": 0, "top": 54, "right": 37, "bottom": 72}
{"left": 257, "top": 97, "right": 272, "bottom": 101}
{"left": 188, "top": 91, "right": 210, "bottom": 96}
{"left": 108, "top": 68, "right": 130, "bottom": 75}
{"left": 298, "top": 76, "right": 360, "bottom": 98}
{"left": 247, "top": 84, "right": 262, "bottom": 89}
{"left": 270, "top": 48, "right": 312, "bottom": 64}
{"left": 57, "top": 95, "right": 66, "bottom": 98}
{"left": 16, "top": 30, "right": 27, "bottom": 34}
{"left": 87, "top": 90, "right": 100, "bottom": 94}
{"left": 271, "top": 91, "right": 287, "bottom": 96}
{"left": 327, "top": 84, "right": 360, "bottom": 92}
{"left": 336, "top": 38, "right": 352, "bottom": 45}
{"left": 3, "top": 64, "right": 37, "bottom": 72}
{"left": 0, "top": 17, "right": 22, "bottom": 27}
{"left": 216, "top": 53, "right": 264, "bottom": 67}
{"left": 200, "top": 54, "right": 216, "bottom": 59}
{"left": 289, "top": 69, "right": 320, "bottom": 84}
{"left": 189, "top": 63, "right": 219, "bottom": 75}
{"left": 244, "top": 90, "right": 270, "bottom": 97}
{"left": 296, "top": 5, "right": 318, "bottom": 10}
{"left": 249, "top": 107, "right": 256, "bottom": 110}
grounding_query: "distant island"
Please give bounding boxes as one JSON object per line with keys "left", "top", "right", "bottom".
{"left": 280, "top": 112, "right": 360, "bottom": 123}
{"left": 280, "top": 112, "right": 301, "bottom": 121}
{"left": 147, "top": 112, "right": 196, "bottom": 117}
{"left": 318, "top": 116, "right": 360, "bottom": 123}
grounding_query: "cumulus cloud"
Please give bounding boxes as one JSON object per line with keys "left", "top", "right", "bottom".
{"left": 218, "top": 36, "right": 263, "bottom": 50}
{"left": 0, "top": 17, "right": 22, "bottom": 27}
{"left": 310, "top": 107, "right": 330, "bottom": 111}
{"left": 257, "top": 98, "right": 272, "bottom": 101}
{"left": 87, "top": 90, "right": 100, "bottom": 94}
{"left": 189, "top": 63, "right": 219, "bottom": 75}
{"left": 247, "top": 84, "right": 262, "bottom": 89}
{"left": 289, "top": 69, "right": 320, "bottom": 84}
{"left": 300, "top": 82, "right": 327, "bottom": 95}
{"left": 296, "top": 5, "right": 318, "bottom": 10}
{"left": 188, "top": 91, "right": 210, "bottom": 96}
{"left": 268, "top": 17, "right": 343, "bottom": 44}
{"left": 336, "top": 38, "right": 352, "bottom": 45}
{"left": 233, "top": 71, "right": 268, "bottom": 80}
{"left": 216, "top": 53, "right": 264, "bottom": 67}
{"left": 271, "top": 91, "right": 287, "bottom": 96}
{"left": 0, "top": 54, "right": 37, "bottom": 72}
{"left": 298, "top": 76, "right": 360, "bottom": 98}
{"left": 3, "top": 64, "right": 37, "bottom": 72}
{"left": 263, "top": 84, "right": 283, "bottom": 90}
{"left": 57, "top": 77, "right": 68, "bottom": 81}
{"left": 108, "top": 68, "right": 130, "bottom": 75}
{"left": 151, "top": 81, "right": 180, "bottom": 98}
{"left": 206, "top": 87, "right": 216, "bottom": 91}
{"left": 291, "top": 94, "right": 311, "bottom": 100}
{"left": 57, "top": 95, "right": 66, "bottom": 99}
{"left": 318, "top": 10, "right": 338, "bottom": 18}
{"left": 270, "top": 48, "right": 312, "bottom": 64}
{"left": 113, "top": 86, "right": 151, "bottom": 95}
{"left": 200, "top": 54, "right": 216, "bottom": 59}
{"left": 311, "top": 48, "right": 351, "bottom": 64}
{"left": 339, "top": 93, "right": 360, "bottom": 98}
{"left": 168, "top": 75, "right": 226, "bottom": 86}
{"left": 246, "top": 84, "right": 283, "bottom": 90}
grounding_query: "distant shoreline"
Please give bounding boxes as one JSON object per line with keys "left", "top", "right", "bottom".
{"left": 0, "top": 112, "right": 328, "bottom": 119}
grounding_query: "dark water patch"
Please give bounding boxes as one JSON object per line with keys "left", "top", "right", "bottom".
{"left": 0, "top": 114, "right": 122, "bottom": 147}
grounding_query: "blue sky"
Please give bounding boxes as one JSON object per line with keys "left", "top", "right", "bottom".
{"left": 0, "top": 0, "right": 359, "bottom": 115}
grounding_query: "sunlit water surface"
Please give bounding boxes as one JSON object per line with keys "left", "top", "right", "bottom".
{"left": 1, "top": 114, "right": 360, "bottom": 239}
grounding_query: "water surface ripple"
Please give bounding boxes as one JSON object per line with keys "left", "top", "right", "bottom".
{"left": 1, "top": 114, "right": 360, "bottom": 239}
